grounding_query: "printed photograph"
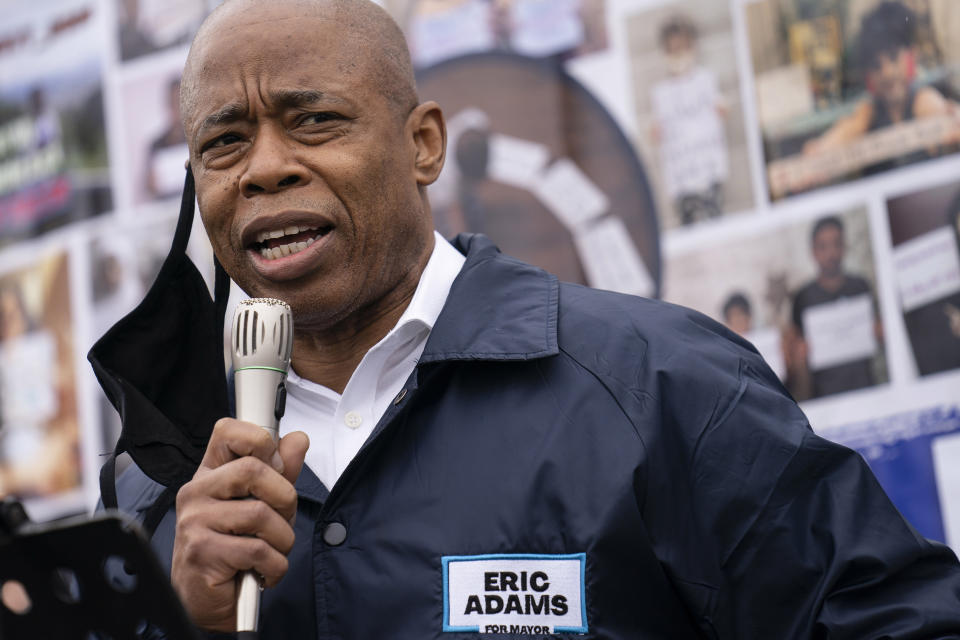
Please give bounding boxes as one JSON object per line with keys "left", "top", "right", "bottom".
{"left": 417, "top": 54, "right": 660, "bottom": 298}
{"left": 389, "top": 0, "right": 608, "bottom": 69}
{"left": 886, "top": 179, "right": 960, "bottom": 377}
{"left": 626, "top": 1, "right": 755, "bottom": 229}
{"left": 118, "top": 66, "right": 189, "bottom": 206}
{"left": 745, "top": 0, "right": 960, "bottom": 199}
{"left": 664, "top": 206, "right": 888, "bottom": 401}
{"left": 115, "top": 0, "right": 217, "bottom": 62}
{"left": 0, "top": 252, "right": 81, "bottom": 503}
{"left": 0, "top": 0, "right": 112, "bottom": 245}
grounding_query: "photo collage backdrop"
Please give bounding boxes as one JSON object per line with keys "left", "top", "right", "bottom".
{"left": 0, "top": 0, "right": 956, "bottom": 549}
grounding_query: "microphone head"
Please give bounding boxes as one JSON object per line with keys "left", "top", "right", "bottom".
{"left": 231, "top": 298, "right": 294, "bottom": 372}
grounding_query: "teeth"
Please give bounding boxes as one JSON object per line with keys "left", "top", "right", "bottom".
{"left": 255, "top": 225, "right": 320, "bottom": 244}
{"left": 257, "top": 236, "right": 320, "bottom": 260}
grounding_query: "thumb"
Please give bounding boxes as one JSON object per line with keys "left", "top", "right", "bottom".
{"left": 278, "top": 430, "right": 309, "bottom": 485}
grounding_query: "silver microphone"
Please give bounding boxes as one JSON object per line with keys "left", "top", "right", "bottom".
{"left": 230, "top": 298, "right": 294, "bottom": 636}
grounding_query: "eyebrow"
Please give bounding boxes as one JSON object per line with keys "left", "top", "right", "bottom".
{"left": 196, "top": 90, "right": 349, "bottom": 135}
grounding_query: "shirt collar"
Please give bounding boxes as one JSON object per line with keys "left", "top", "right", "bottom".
{"left": 391, "top": 230, "right": 466, "bottom": 335}
{"left": 286, "top": 230, "right": 465, "bottom": 389}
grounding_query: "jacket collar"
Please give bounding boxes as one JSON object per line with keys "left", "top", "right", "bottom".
{"left": 420, "top": 233, "right": 559, "bottom": 363}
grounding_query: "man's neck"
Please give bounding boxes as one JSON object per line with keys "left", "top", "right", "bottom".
{"left": 290, "top": 291, "right": 416, "bottom": 394}
{"left": 816, "top": 272, "right": 846, "bottom": 293}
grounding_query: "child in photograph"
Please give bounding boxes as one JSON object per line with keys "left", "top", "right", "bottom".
{"left": 803, "top": 1, "right": 959, "bottom": 173}
{"left": 649, "top": 13, "right": 729, "bottom": 225}
{"left": 722, "top": 292, "right": 753, "bottom": 336}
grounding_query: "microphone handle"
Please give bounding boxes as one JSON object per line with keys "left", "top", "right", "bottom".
{"left": 235, "top": 367, "right": 288, "bottom": 635}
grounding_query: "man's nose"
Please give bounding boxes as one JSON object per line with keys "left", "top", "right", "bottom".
{"left": 239, "top": 128, "right": 309, "bottom": 197}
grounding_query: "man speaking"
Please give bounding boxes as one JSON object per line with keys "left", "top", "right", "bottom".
{"left": 90, "top": 0, "right": 960, "bottom": 637}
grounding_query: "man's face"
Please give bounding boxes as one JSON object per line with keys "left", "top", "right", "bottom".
{"left": 724, "top": 306, "right": 751, "bottom": 336}
{"left": 866, "top": 48, "right": 912, "bottom": 106}
{"left": 183, "top": 6, "right": 435, "bottom": 332}
{"left": 812, "top": 225, "right": 845, "bottom": 277}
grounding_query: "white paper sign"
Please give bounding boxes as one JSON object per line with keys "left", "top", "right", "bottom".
{"left": 410, "top": 0, "right": 496, "bottom": 68}
{"left": 487, "top": 134, "right": 551, "bottom": 190}
{"left": 150, "top": 143, "right": 189, "bottom": 198}
{"left": 803, "top": 293, "right": 877, "bottom": 371}
{"left": 443, "top": 553, "right": 587, "bottom": 634}
{"left": 533, "top": 158, "right": 608, "bottom": 231}
{"left": 650, "top": 67, "right": 728, "bottom": 197}
{"left": 509, "top": 0, "right": 583, "bottom": 57}
{"left": 932, "top": 431, "right": 960, "bottom": 552}
{"left": 572, "top": 216, "right": 654, "bottom": 297}
{"left": 745, "top": 326, "right": 786, "bottom": 381}
{"left": 892, "top": 226, "right": 960, "bottom": 313}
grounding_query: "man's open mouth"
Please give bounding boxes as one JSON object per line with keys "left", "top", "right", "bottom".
{"left": 251, "top": 224, "right": 332, "bottom": 259}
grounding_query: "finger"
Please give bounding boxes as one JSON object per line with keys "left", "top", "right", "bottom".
{"left": 277, "top": 431, "right": 309, "bottom": 486}
{"left": 189, "top": 456, "right": 299, "bottom": 522}
{"left": 180, "top": 497, "right": 296, "bottom": 556}
{"left": 177, "top": 527, "right": 290, "bottom": 588}
{"left": 201, "top": 418, "right": 284, "bottom": 473}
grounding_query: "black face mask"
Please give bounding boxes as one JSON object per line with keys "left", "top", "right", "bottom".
{"left": 89, "top": 169, "right": 231, "bottom": 503}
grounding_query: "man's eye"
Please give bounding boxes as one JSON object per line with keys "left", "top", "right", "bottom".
{"left": 203, "top": 133, "right": 242, "bottom": 151}
{"left": 299, "top": 112, "right": 340, "bottom": 126}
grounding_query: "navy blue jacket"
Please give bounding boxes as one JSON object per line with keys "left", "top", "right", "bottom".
{"left": 95, "top": 232, "right": 960, "bottom": 639}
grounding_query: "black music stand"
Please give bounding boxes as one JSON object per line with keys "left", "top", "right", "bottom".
{"left": 0, "top": 499, "right": 200, "bottom": 640}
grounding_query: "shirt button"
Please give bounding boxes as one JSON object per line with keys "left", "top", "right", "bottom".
{"left": 323, "top": 522, "right": 347, "bottom": 546}
{"left": 344, "top": 411, "right": 363, "bottom": 428}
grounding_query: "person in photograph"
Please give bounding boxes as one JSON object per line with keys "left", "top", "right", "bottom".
{"left": 144, "top": 77, "right": 189, "bottom": 200}
{"left": 27, "top": 88, "right": 61, "bottom": 153}
{"left": 803, "top": 1, "right": 959, "bottom": 172}
{"left": 721, "top": 291, "right": 753, "bottom": 336}
{"left": 788, "top": 215, "right": 881, "bottom": 399}
{"left": 649, "top": 13, "right": 729, "bottom": 226}
{"left": 0, "top": 281, "right": 70, "bottom": 496}
{"left": 117, "top": 0, "right": 157, "bottom": 61}
{"left": 905, "top": 195, "right": 960, "bottom": 375}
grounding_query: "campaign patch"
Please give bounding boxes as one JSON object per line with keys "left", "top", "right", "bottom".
{"left": 442, "top": 553, "right": 587, "bottom": 634}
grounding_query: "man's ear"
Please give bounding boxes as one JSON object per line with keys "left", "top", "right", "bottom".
{"left": 408, "top": 101, "right": 446, "bottom": 186}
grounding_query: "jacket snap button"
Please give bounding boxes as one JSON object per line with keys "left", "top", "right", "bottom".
{"left": 323, "top": 522, "right": 347, "bottom": 546}
{"left": 393, "top": 388, "right": 407, "bottom": 405}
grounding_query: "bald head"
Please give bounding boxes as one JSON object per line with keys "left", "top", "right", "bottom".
{"left": 181, "top": 0, "right": 418, "bottom": 131}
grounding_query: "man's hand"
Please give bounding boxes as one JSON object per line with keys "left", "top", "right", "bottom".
{"left": 171, "top": 418, "right": 309, "bottom": 631}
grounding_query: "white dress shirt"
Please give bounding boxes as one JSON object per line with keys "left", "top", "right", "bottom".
{"left": 282, "top": 232, "right": 466, "bottom": 490}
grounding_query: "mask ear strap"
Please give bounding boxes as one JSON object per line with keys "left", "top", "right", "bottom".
{"left": 185, "top": 165, "right": 232, "bottom": 348}
{"left": 171, "top": 166, "right": 196, "bottom": 257}
{"left": 213, "top": 256, "right": 230, "bottom": 351}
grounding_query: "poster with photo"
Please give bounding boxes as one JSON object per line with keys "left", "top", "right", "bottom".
{"left": 0, "top": 0, "right": 112, "bottom": 245}
{"left": 745, "top": 0, "right": 960, "bottom": 200}
{"left": 664, "top": 206, "right": 887, "bottom": 401}
{"left": 0, "top": 251, "right": 81, "bottom": 504}
{"left": 886, "top": 179, "right": 960, "bottom": 376}
{"left": 625, "top": 1, "right": 754, "bottom": 230}
{"left": 118, "top": 65, "right": 188, "bottom": 206}
{"left": 393, "top": 0, "right": 607, "bottom": 69}
{"left": 417, "top": 54, "right": 660, "bottom": 297}
{"left": 115, "top": 0, "right": 218, "bottom": 62}
{"left": 89, "top": 215, "right": 176, "bottom": 458}
{"left": 830, "top": 404, "right": 960, "bottom": 548}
